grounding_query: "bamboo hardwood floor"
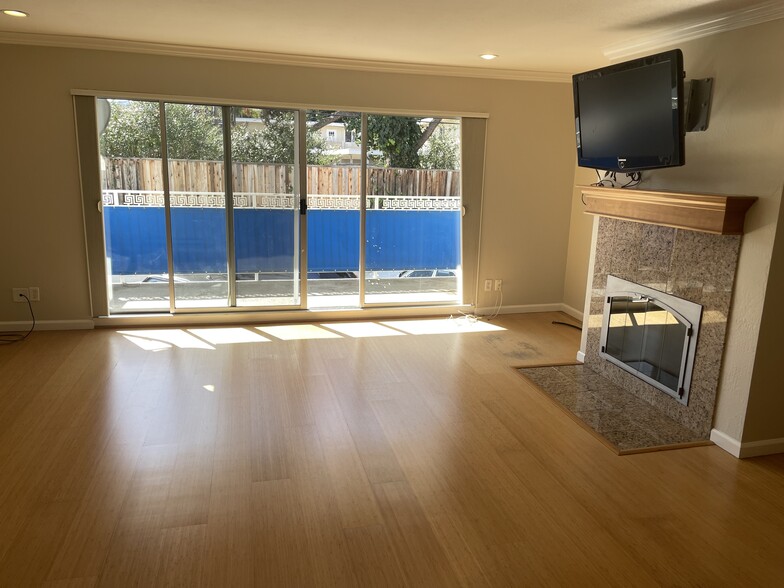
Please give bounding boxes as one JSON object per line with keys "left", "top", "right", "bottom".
{"left": 1, "top": 312, "right": 783, "bottom": 586}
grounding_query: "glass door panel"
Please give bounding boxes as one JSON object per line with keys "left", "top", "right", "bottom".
{"left": 306, "top": 110, "right": 361, "bottom": 309}
{"left": 230, "top": 107, "right": 300, "bottom": 307}
{"left": 98, "top": 100, "right": 465, "bottom": 315}
{"left": 97, "top": 98, "right": 170, "bottom": 313}
{"left": 364, "top": 116, "right": 461, "bottom": 305}
{"left": 165, "top": 103, "right": 229, "bottom": 309}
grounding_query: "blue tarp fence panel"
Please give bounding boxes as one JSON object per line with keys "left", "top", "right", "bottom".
{"left": 103, "top": 207, "right": 459, "bottom": 275}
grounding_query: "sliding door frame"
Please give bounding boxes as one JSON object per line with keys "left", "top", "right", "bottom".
{"left": 159, "top": 100, "right": 304, "bottom": 314}
{"left": 296, "top": 109, "right": 308, "bottom": 310}
{"left": 358, "top": 112, "right": 464, "bottom": 309}
{"left": 76, "top": 91, "right": 484, "bottom": 317}
{"left": 222, "top": 105, "right": 238, "bottom": 308}
{"left": 159, "top": 102, "right": 177, "bottom": 313}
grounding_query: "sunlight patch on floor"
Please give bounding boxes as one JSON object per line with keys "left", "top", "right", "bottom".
{"left": 118, "top": 316, "right": 503, "bottom": 349}
{"left": 257, "top": 324, "right": 342, "bottom": 340}
{"left": 189, "top": 328, "right": 270, "bottom": 345}
{"left": 119, "top": 329, "right": 215, "bottom": 350}
{"left": 381, "top": 317, "right": 506, "bottom": 335}
{"left": 120, "top": 334, "right": 173, "bottom": 351}
{"left": 321, "top": 322, "right": 405, "bottom": 338}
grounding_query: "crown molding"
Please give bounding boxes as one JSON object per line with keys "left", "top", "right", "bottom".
{"left": 603, "top": 0, "right": 784, "bottom": 61}
{"left": 0, "top": 31, "right": 570, "bottom": 83}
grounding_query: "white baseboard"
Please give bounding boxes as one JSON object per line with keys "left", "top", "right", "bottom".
{"left": 710, "top": 429, "right": 784, "bottom": 458}
{"left": 710, "top": 429, "right": 742, "bottom": 457}
{"left": 738, "top": 437, "right": 784, "bottom": 458}
{"left": 475, "top": 303, "right": 579, "bottom": 316}
{"left": 0, "top": 319, "right": 94, "bottom": 331}
{"left": 576, "top": 350, "right": 586, "bottom": 363}
{"left": 559, "top": 304, "right": 584, "bottom": 322}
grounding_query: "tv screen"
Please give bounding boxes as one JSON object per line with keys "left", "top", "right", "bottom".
{"left": 573, "top": 49, "right": 685, "bottom": 172}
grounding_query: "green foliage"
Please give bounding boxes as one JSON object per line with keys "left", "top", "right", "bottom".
{"left": 231, "top": 120, "right": 337, "bottom": 165}
{"left": 100, "top": 101, "right": 337, "bottom": 165}
{"left": 420, "top": 124, "right": 460, "bottom": 170}
{"left": 99, "top": 101, "right": 162, "bottom": 158}
{"left": 344, "top": 116, "right": 424, "bottom": 168}
{"left": 367, "top": 116, "right": 423, "bottom": 168}
{"left": 163, "top": 104, "right": 223, "bottom": 160}
{"left": 306, "top": 132, "right": 341, "bottom": 166}
{"left": 231, "top": 113, "right": 295, "bottom": 164}
{"left": 341, "top": 116, "right": 460, "bottom": 170}
{"left": 100, "top": 101, "right": 223, "bottom": 159}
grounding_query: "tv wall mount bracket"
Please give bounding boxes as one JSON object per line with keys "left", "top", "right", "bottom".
{"left": 684, "top": 78, "right": 714, "bottom": 133}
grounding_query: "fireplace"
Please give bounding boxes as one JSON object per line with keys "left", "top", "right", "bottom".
{"left": 585, "top": 218, "right": 741, "bottom": 436}
{"left": 582, "top": 201, "right": 747, "bottom": 437}
{"left": 600, "top": 275, "right": 703, "bottom": 405}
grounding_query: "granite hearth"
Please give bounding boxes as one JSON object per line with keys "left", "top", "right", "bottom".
{"left": 550, "top": 188, "right": 755, "bottom": 453}
{"left": 518, "top": 364, "right": 708, "bottom": 454}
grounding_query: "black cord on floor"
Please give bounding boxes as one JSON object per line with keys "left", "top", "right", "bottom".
{"left": 0, "top": 294, "right": 35, "bottom": 344}
{"left": 552, "top": 320, "right": 582, "bottom": 331}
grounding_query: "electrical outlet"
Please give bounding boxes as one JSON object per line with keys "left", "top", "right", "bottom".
{"left": 484, "top": 279, "right": 492, "bottom": 292}
{"left": 12, "top": 288, "right": 29, "bottom": 302}
{"left": 28, "top": 287, "right": 40, "bottom": 302}
{"left": 494, "top": 279, "right": 503, "bottom": 291}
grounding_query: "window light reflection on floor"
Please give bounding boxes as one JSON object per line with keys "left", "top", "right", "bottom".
{"left": 320, "top": 322, "right": 405, "bottom": 338}
{"left": 257, "top": 324, "right": 342, "bottom": 340}
{"left": 118, "top": 329, "right": 215, "bottom": 350}
{"left": 188, "top": 328, "right": 270, "bottom": 345}
{"left": 381, "top": 317, "right": 506, "bottom": 335}
{"left": 118, "top": 317, "right": 505, "bottom": 350}
{"left": 121, "top": 334, "right": 173, "bottom": 351}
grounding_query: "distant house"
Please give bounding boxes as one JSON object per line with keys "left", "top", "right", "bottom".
{"left": 316, "top": 121, "right": 363, "bottom": 165}
{"left": 235, "top": 117, "right": 367, "bottom": 165}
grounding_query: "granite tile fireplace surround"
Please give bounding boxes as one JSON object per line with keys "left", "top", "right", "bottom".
{"left": 583, "top": 216, "right": 742, "bottom": 437}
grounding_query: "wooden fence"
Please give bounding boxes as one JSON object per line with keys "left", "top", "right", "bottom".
{"left": 102, "top": 158, "right": 460, "bottom": 197}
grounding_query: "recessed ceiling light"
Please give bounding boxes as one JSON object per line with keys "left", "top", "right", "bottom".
{"left": 479, "top": 54, "right": 498, "bottom": 61}
{"left": 2, "top": 9, "right": 29, "bottom": 17}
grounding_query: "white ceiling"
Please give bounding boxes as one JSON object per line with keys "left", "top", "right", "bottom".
{"left": 1, "top": 0, "right": 781, "bottom": 75}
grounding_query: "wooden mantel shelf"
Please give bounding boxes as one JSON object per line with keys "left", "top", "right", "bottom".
{"left": 579, "top": 185, "right": 757, "bottom": 235}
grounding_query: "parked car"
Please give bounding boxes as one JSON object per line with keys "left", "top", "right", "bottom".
{"left": 141, "top": 274, "right": 189, "bottom": 283}
{"left": 307, "top": 271, "right": 357, "bottom": 279}
{"left": 398, "top": 269, "right": 456, "bottom": 278}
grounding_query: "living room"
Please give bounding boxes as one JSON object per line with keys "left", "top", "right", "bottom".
{"left": 1, "top": 1, "right": 783, "bottom": 584}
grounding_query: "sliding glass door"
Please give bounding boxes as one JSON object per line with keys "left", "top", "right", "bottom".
{"left": 97, "top": 99, "right": 302, "bottom": 313}
{"left": 230, "top": 107, "right": 300, "bottom": 307}
{"left": 364, "top": 115, "right": 461, "bottom": 305}
{"left": 98, "top": 99, "right": 170, "bottom": 313}
{"left": 96, "top": 97, "right": 461, "bottom": 314}
{"left": 165, "top": 103, "right": 230, "bottom": 309}
{"left": 306, "top": 109, "right": 362, "bottom": 309}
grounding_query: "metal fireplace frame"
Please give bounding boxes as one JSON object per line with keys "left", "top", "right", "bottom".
{"left": 599, "top": 275, "right": 703, "bottom": 406}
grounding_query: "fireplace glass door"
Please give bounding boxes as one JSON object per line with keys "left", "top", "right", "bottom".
{"left": 600, "top": 276, "right": 702, "bottom": 405}
{"left": 604, "top": 296, "right": 690, "bottom": 391}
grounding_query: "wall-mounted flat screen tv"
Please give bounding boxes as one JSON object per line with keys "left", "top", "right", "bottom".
{"left": 573, "top": 49, "right": 685, "bottom": 172}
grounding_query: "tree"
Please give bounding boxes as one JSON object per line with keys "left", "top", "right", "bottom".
{"left": 99, "top": 100, "right": 162, "bottom": 158}
{"left": 315, "top": 113, "right": 448, "bottom": 169}
{"left": 419, "top": 123, "right": 460, "bottom": 170}
{"left": 231, "top": 110, "right": 337, "bottom": 165}
{"left": 100, "top": 101, "right": 336, "bottom": 164}
{"left": 100, "top": 101, "right": 223, "bottom": 159}
{"left": 164, "top": 104, "right": 223, "bottom": 160}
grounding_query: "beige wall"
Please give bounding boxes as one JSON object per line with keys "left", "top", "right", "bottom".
{"left": 564, "top": 19, "right": 784, "bottom": 443}
{"left": 742, "top": 188, "right": 784, "bottom": 442}
{"left": 562, "top": 167, "right": 595, "bottom": 315}
{"left": 0, "top": 44, "right": 576, "bottom": 322}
